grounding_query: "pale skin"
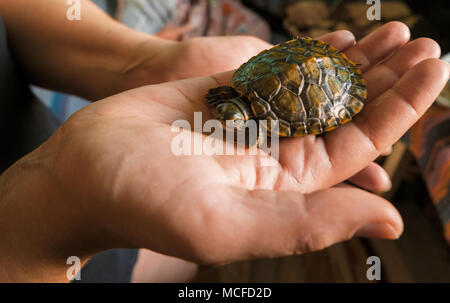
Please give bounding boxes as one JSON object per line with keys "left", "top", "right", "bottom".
{"left": 0, "top": 1, "right": 448, "bottom": 282}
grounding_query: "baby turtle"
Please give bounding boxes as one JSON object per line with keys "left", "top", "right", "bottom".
{"left": 206, "top": 37, "right": 367, "bottom": 137}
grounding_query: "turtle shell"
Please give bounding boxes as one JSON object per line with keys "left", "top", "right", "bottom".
{"left": 231, "top": 37, "right": 367, "bottom": 136}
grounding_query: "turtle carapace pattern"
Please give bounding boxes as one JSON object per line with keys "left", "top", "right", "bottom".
{"left": 206, "top": 37, "right": 367, "bottom": 137}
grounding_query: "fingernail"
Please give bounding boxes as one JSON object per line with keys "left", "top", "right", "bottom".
{"left": 385, "top": 177, "right": 392, "bottom": 191}
{"left": 355, "top": 222, "right": 399, "bottom": 239}
{"left": 381, "top": 172, "right": 392, "bottom": 192}
{"left": 373, "top": 171, "right": 392, "bottom": 194}
{"left": 340, "top": 30, "right": 356, "bottom": 45}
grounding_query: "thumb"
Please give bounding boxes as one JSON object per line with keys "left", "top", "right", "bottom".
{"left": 205, "top": 186, "right": 403, "bottom": 263}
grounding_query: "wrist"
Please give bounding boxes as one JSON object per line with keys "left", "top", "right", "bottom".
{"left": 118, "top": 37, "right": 179, "bottom": 89}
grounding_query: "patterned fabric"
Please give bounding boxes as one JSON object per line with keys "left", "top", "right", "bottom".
{"left": 407, "top": 104, "right": 450, "bottom": 245}
{"left": 118, "top": 0, "right": 178, "bottom": 34}
{"left": 117, "top": 0, "right": 270, "bottom": 40}
{"left": 166, "top": 0, "right": 270, "bottom": 40}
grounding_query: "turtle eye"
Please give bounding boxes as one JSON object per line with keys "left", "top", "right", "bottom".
{"left": 216, "top": 102, "right": 246, "bottom": 124}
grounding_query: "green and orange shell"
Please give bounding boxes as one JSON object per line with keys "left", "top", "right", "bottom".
{"left": 230, "top": 37, "right": 367, "bottom": 137}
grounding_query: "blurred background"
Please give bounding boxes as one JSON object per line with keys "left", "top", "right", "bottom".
{"left": 34, "top": 0, "right": 450, "bottom": 282}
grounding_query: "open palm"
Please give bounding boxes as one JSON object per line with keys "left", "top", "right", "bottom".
{"left": 49, "top": 22, "right": 448, "bottom": 264}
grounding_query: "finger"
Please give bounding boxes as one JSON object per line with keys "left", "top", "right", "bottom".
{"left": 187, "top": 185, "right": 402, "bottom": 264}
{"left": 347, "top": 162, "right": 391, "bottom": 193}
{"left": 323, "top": 58, "right": 449, "bottom": 186}
{"left": 316, "top": 30, "right": 356, "bottom": 52}
{"left": 345, "top": 21, "right": 410, "bottom": 72}
{"left": 364, "top": 37, "right": 441, "bottom": 102}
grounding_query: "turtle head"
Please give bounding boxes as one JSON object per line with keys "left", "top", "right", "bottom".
{"left": 215, "top": 100, "right": 252, "bottom": 131}
{"left": 206, "top": 86, "right": 254, "bottom": 132}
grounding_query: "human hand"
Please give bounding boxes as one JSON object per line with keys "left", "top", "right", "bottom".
{"left": 136, "top": 32, "right": 391, "bottom": 192}
{"left": 134, "top": 35, "right": 273, "bottom": 84}
{"left": 37, "top": 22, "right": 447, "bottom": 266}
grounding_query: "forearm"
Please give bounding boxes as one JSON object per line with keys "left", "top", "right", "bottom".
{"left": 0, "top": 0, "right": 170, "bottom": 100}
